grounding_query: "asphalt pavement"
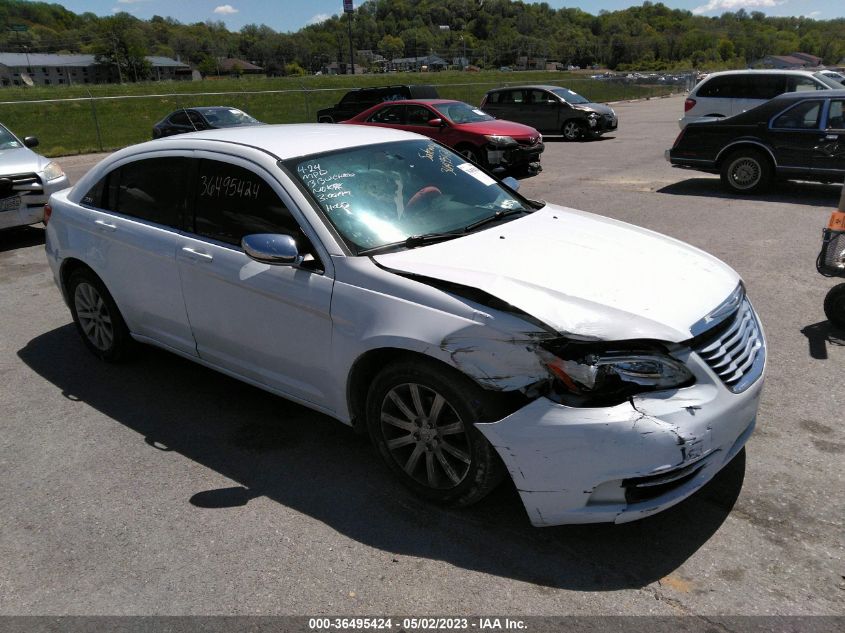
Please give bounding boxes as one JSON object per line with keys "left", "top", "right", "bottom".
{"left": 0, "top": 94, "right": 842, "bottom": 618}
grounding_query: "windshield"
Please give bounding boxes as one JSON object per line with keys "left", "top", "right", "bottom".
{"left": 549, "top": 88, "right": 590, "bottom": 104}
{"left": 201, "top": 108, "right": 259, "bottom": 127}
{"left": 290, "top": 140, "right": 532, "bottom": 254}
{"left": 814, "top": 72, "right": 844, "bottom": 89}
{"left": 0, "top": 126, "right": 22, "bottom": 150}
{"left": 432, "top": 102, "right": 495, "bottom": 124}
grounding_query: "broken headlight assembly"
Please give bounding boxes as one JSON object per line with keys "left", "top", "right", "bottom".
{"left": 539, "top": 341, "right": 695, "bottom": 406}
{"left": 484, "top": 134, "right": 518, "bottom": 147}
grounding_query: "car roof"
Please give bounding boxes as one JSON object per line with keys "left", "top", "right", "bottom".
{"left": 486, "top": 85, "right": 572, "bottom": 92}
{"left": 153, "top": 123, "right": 421, "bottom": 159}
{"left": 770, "top": 88, "right": 845, "bottom": 101}
{"left": 371, "top": 99, "right": 459, "bottom": 106}
{"left": 702, "top": 69, "right": 827, "bottom": 78}
{"left": 190, "top": 106, "right": 244, "bottom": 114}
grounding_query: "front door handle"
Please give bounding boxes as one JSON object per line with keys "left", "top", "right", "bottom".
{"left": 94, "top": 219, "right": 116, "bottom": 232}
{"left": 824, "top": 134, "right": 839, "bottom": 141}
{"left": 181, "top": 247, "right": 213, "bottom": 262}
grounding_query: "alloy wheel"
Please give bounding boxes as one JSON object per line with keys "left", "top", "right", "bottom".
{"left": 74, "top": 282, "right": 114, "bottom": 351}
{"left": 379, "top": 383, "right": 472, "bottom": 489}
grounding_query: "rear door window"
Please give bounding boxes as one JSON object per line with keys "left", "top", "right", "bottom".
{"left": 368, "top": 105, "right": 405, "bottom": 124}
{"left": 748, "top": 75, "right": 787, "bottom": 100}
{"left": 82, "top": 157, "right": 190, "bottom": 227}
{"left": 772, "top": 101, "right": 823, "bottom": 130}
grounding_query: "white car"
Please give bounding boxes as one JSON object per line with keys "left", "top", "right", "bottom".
{"left": 680, "top": 69, "right": 841, "bottom": 128}
{"left": 44, "top": 125, "right": 765, "bottom": 526}
{"left": 0, "top": 122, "right": 69, "bottom": 231}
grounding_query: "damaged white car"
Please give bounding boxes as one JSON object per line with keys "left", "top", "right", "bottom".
{"left": 44, "top": 125, "right": 765, "bottom": 526}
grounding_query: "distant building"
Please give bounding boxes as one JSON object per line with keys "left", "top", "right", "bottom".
{"left": 214, "top": 57, "right": 263, "bottom": 76}
{"left": 390, "top": 55, "right": 447, "bottom": 72}
{"left": 516, "top": 56, "right": 547, "bottom": 71}
{"left": 0, "top": 52, "right": 191, "bottom": 86}
{"left": 758, "top": 52, "right": 823, "bottom": 69}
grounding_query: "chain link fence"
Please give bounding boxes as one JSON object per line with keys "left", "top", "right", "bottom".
{"left": 0, "top": 77, "right": 689, "bottom": 157}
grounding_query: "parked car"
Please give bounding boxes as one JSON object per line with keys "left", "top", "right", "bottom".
{"left": 819, "top": 70, "right": 845, "bottom": 86}
{"left": 0, "top": 122, "right": 68, "bottom": 231}
{"left": 317, "top": 85, "right": 439, "bottom": 123}
{"left": 45, "top": 124, "right": 765, "bottom": 527}
{"left": 152, "top": 106, "right": 262, "bottom": 138}
{"left": 667, "top": 89, "right": 845, "bottom": 194}
{"left": 680, "top": 69, "right": 842, "bottom": 128}
{"left": 480, "top": 84, "right": 618, "bottom": 141}
{"left": 343, "top": 99, "right": 544, "bottom": 174}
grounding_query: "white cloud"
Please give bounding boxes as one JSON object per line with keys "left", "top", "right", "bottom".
{"left": 213, "top": 4, "right": 239, "bottom": 15}
{"left": 117, "top": 0, "right": 150, "bottom": 4}
{"left": 692, "top": 0, "right": 787, "bottom": 15}
{"left": 308, "top": 13, "right": 331, "bottom": 25}
{"left": 808, "top": 10, "right": 821, "bottom": 17}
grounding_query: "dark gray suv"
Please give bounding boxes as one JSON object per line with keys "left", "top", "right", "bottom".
{"left": 481, "top": 85, "right": 618, "bottom": 141}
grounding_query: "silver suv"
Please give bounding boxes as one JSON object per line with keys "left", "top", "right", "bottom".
{"left": 680, "top": 69, "right": 841, "bottom": 128}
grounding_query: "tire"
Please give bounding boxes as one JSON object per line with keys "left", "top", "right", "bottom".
{"left": 562, "top": 119, "right": 585, "bottom": 141}
{"left": 366, "top": 359, "right": 505, "bottom": 507}
{"left": 824, "top": 283, "right": 845, "bottom": 330}
{"left": 720, "top": 149, "right": 773, "bottom": 194}
{"left": 457, "top": 145, "right": 483, "bottom": 165}
{"left": 67, "top": 268, "right": 133, "bottom": 362}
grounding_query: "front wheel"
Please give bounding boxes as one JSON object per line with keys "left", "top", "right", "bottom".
{"left": 457, "top": 145, "right": 483, "bottom": 165}
{"left": 562, "top": 120, "right": 585, "bottom": 141}
{"left": 366, "top": 360, "right": 505, "bottom": 506}
{"left": 824, "top": 283, "right": 845, "bottom": 330}
{"left": 720, "top": 149, "right": 773, "bottom": 194}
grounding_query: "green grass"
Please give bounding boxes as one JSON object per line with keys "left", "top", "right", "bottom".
{"left": 0, "top": 71, "right": 679, "bottom": 156}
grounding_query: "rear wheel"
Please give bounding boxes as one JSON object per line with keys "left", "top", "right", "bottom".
{"left": 366, "top": 360, "right": 505, "bottom": 506}
{"left": 824, "top": 283, "right": 845, "bottom": 330}
{"left": 562, "top": 120, "right": 585, "bottom": 141}
{"left": 67, "top": 268, "right": 133, "bottom": 361}
{"left": 720, "top": 149, "right": 773, "bottom": 194}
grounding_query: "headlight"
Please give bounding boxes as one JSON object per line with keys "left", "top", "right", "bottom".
{"left": 43, "top": 161, "right": 65, "bottom": 181}
{"left": 484, "top": 134, "right": 518, "bottom": 146}
{"left": 540, "top": 344, "right": 694, "bottom": 405}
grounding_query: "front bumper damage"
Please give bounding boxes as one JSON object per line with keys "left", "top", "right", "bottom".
{"left": 486, "top": 141, "right": 544, "bottom": 173}
{"left": 475, "top": 352, "right": 763, "bottom": 526}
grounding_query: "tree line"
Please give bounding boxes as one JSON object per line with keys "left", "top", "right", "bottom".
{"left": 1, "top": 0, "right": 843, "bottom": 80}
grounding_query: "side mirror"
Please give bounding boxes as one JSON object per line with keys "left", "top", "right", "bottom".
{"left": 428, "top": 118, "right": 444, "bottom": 127}
{"left": 23, "top": 136, "right": 39, "bottom": 148}
{"left": 501, "top": 176, "right": 520, "bottom": 191}
{"left": 242, "top": 233, "right": 303, "bottom": 267}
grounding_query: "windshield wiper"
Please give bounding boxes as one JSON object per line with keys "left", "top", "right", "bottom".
{"left": 464, "top": 208, "right": 526, "bottom": 232}
{"left": 357, "top": 231, "right": 465, "bottom": 256}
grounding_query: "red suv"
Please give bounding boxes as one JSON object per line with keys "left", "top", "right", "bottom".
{"left": 344, "top": 99, "right": 544, "bottom": 175}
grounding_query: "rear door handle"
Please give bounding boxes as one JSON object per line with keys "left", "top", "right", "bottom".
{"left": 94, "top": 219, "right": 116, "bottom": 232}
{"left": 824, "top": 134, "right": 839, "bottom": 141}
{"left": 180, "top": 246, "right": 213, "bottom": 262}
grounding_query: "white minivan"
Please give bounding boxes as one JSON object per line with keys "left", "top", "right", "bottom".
{"left": 680, "top": 69, "right": 841, "bottom": 128}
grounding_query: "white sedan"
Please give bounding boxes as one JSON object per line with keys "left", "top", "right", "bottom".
{"left": 0, "top": 122, "right": 68, "bottom": 231}
{"left": 44, "top": 124, "right": 765, "bottom": 526}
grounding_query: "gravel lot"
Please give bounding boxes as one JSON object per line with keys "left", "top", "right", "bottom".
{"left": 0, "top": 94, "right": 842, "bottom": 618}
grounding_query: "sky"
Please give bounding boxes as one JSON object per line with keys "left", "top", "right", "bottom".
{"left": 60, "top": 1, "right": 844, "bottom": 33}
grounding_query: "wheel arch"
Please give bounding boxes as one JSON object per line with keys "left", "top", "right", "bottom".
{"left": 715, "top": 140, "right": 777, "bottom": 169}
{"left": 59, "top": 257, "right": 97, "bottom": 300}
{"left": 345, "top": 346, "right": 527, "bottom": 434}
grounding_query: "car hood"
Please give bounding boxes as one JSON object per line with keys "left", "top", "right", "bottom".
{"left": 458, "top": 119, "right": 541, "bottom": 139}
{"left": 574, "top": 102, "right": 615, "bottom": 116}
{"left": 373, "top": 205, "right": 739, "bottom": 342}
{"left": 0, "top": 146, "right": 49, "bottom": 175}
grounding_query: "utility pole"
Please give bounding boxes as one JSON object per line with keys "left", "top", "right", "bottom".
{"left": 344, "top": 0, "right": 355, "bottom": 75}
{"left": 112, "top": 35, "right": 123, "bottom": 83}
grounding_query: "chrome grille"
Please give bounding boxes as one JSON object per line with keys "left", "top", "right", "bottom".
{"left": 692, "top": 298, "right": 765, "bottom": 393}
{"left": 1, "top": 172, "right": 43, "bottom": 195}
